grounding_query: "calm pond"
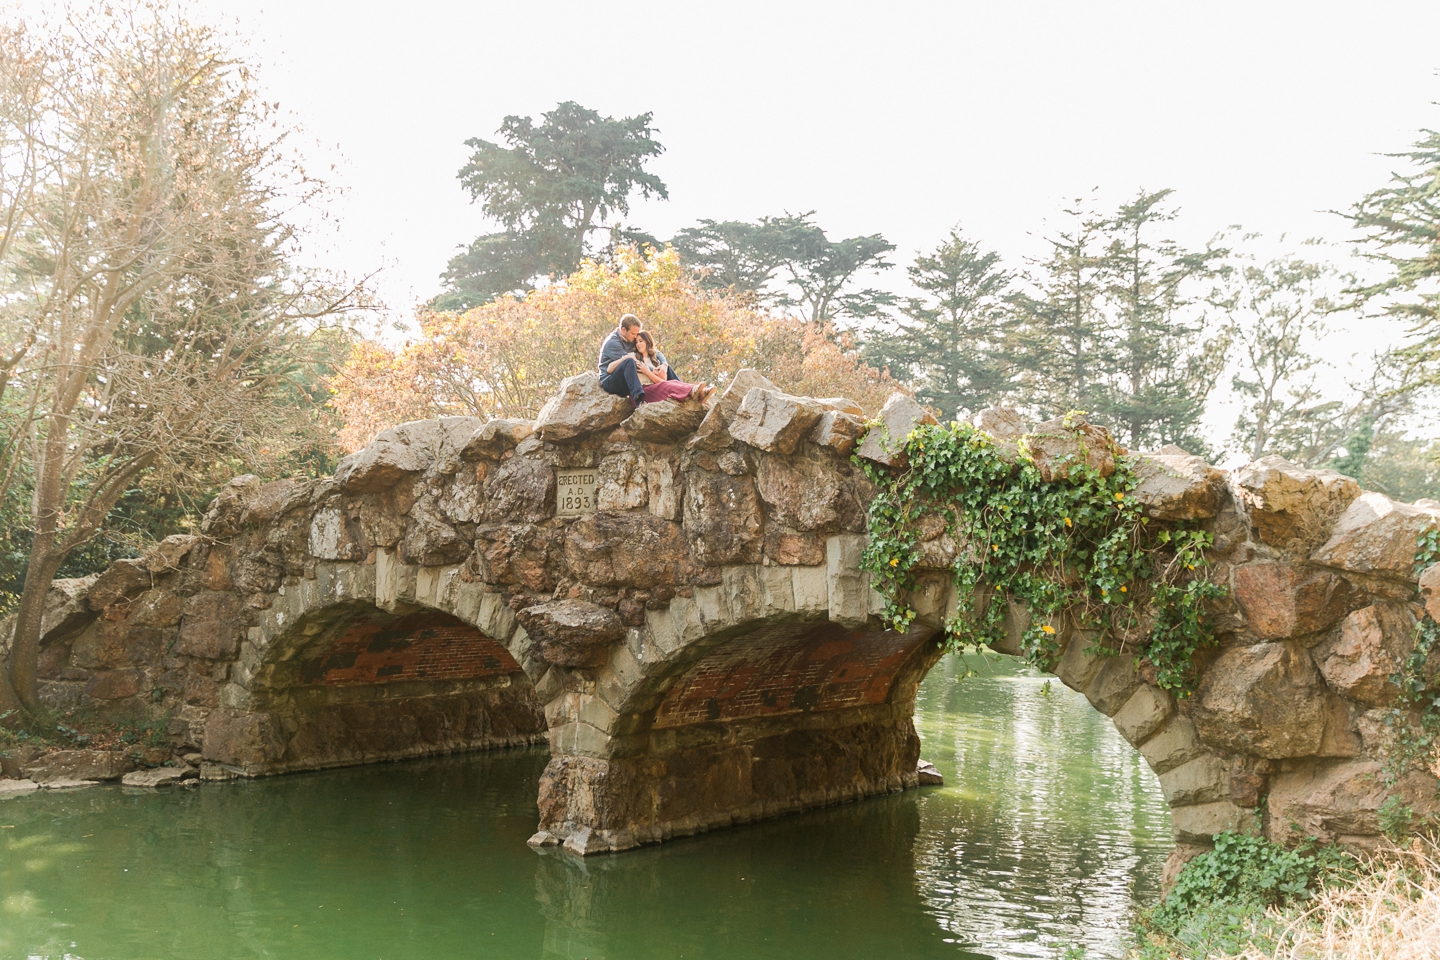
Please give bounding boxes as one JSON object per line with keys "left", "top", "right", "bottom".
{"left": 0, "top": 655, "right": 1169, "bottom": 960}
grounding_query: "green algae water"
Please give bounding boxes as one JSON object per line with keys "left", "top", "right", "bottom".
{"left": 0, "top": 656, "right": 1169, "bottom": 960}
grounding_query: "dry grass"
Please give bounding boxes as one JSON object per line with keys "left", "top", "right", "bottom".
{"left": 1235, "top": 840, "right": 1440, "bottom": 960}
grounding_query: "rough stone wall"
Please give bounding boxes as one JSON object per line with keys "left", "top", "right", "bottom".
{"left": 5, "top": 368, "right": 1439, "bottom": 866}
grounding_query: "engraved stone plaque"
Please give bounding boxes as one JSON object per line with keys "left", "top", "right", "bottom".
{"left": 556, "top": 470, "right": 598, "bottom": 516}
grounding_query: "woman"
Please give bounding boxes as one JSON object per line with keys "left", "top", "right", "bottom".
{"left": 634, "top": 331, "right": 714, "bottom": 403}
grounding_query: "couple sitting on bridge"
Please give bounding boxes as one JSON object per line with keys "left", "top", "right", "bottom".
{"left": 598, "top": 313, "right": 716, "bottom": 407}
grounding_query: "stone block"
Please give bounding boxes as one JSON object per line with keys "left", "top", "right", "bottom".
{"left": 1421, "top": 562, "right": 1440, "bottom": 622}
{"left": 518, "top": 600, "right": 627, "bottom": 669}
{"left": 1314, "top": 603, "right": 1414, "bottom": 706}
{"left": 1312, "top": 491, "right": 1440, "bottom": 580}
{"left": 22, "top": 749, "right": 136, "bottom": 783}
{"left": 1159, "top": 754, "right": 1231, "bottom": 806}
{"left": 534, "top": 372, "right": 633, "bottom": 442}
{"left": 826, "top": 535, "right": 871, "bottom": 629}
{"left": 682, "top": 470, "right": 763, "bottom": 566}
{"left": 728, "top": 388, "right": 826, "bottom": 455}
{"left": 626, "top": 399, "right": 708, "bottom": 443}
{"left": 1265, "top": 760, "right": 1389, "bottom": 844}
{"left": 1232, "top": 562, "right": 1352, "bottom": 640}
{"left": 1171, "top": 801, "right": 1259, "bottom": 844}
{"left": 84, "top": 668, "right": 143, "bottom": 700}
{"left": 333, "top": 420, "right": 450, "bottom": 493}
{"left": 1230, "top": 455, "right": 1359, "bottom": 549}
{"left": 722, "top": 565, "right": 765, "bottom": 624}
{"left": 596, "top": 452, "right": 648, "bottom": 512}
{"left": 1131, "top": 447, "right": 1227, "bottom": 521}
{"left": 689, "top": 368, "right": 780, "bottom": 451}
{"left": 756, "top": 453, "right": 863, "bottom": 532}
{"left": 1055, "top": 634, "right": 1104, "bottom": 693}
{"left": 1140, "top": 716, "right": 1205, "bottom": 774}
{"left": 645, "top": 459, "right": 681, "bottom": 521}
{"left": 811, "top": 410, "right": 867, "bottom": 456}
{"left": 1112, "top": 685, "right": 1175, "bottom": 745}
{"left": 792, "top": 566, "right": 829, "bottom": 615}
{"left": 1192, "top": 642, "right": 1326, "bottom": 758}
{"left": 1024, "top": 415, "right": 1119, "bottom": 482}
{"left": 566, "top": 513, "right": 698, "bottom": 587}
{"left": 1084, "top": 655, "right": 1143, "bottom": 716}
{"left": 122, "top": 766, "right": 195, "bottom": 788}
{"left": 461, "top": 417, "right": 534, "bottom": 458}
{"left": 856, "top": 393, "right": 937, "bottom": 467}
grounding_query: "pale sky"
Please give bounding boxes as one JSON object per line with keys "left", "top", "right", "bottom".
{"left": 188, "top": 0, "right": 1440, "bottom": 328}
{"left": 19, "top": 0, "right": 1440, "bottom": 445}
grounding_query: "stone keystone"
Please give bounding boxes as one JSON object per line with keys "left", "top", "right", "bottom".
{"left": 1230, "top": 456, "right": 1359, "bottom": 549}
{"left": 535, "top": 373, "right": 634, "bottom": 442}
{"left": 728, "top": 388, "right": 826, "bottom": 455}
{"left": 856, "top": 393, "right": 937, "bottom": 467}
{"left": 518, "top": 599, "right": 628, "bottom": 668}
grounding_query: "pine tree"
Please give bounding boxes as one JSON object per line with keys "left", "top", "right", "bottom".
{"left": 861, "top": 229, "right": 1016, "bottom": 419}
{"left": 1093, "top": 189, "right": 1228, "bottom": 451}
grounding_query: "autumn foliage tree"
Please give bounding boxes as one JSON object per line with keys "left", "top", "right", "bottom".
{"left": 0, "top": 4, "right": 365, "bottom": 722}
{"left": 330, "top": 247, "right": 903, "bottom": 451}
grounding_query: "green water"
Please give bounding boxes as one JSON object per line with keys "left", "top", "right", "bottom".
{"left": 0, "top": 655, "right": 1169, "bottom": 960}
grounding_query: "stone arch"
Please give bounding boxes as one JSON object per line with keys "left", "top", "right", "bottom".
{"left": 200, "top": 554, "right": 546, "bottom": 775}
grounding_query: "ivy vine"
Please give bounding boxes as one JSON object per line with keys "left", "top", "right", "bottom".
{"left": 857, "top": 418, "right": 1225, "bottom": 695}
{"left": 1382, "top": 525, "right": 1440, "bottom": 785}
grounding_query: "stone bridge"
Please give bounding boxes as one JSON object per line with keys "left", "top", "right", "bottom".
{"left": 15, "top": 369, "right": 1440, "bottom": 868}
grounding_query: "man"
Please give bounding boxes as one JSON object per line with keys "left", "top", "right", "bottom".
{"left": 597, "top": 313, "right": 680, "bottom": 404}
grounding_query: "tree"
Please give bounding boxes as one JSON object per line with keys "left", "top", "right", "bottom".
{"left": 1093, "top": 190, "right": 1228, "bottom": 450}
{"left": 1009, "top": 192, "right": 1226, "bottom": 452}
{"left": 1344, "top": 120, "right": 1440, "bottom": 378}
{"left": 1223, "top": 252, "right": 1419, "bottom": 467}
{"left": 0, "top": 4, "right": 365, "bottom": 723}
{"left": 860, "top": 228, "right": 1017, "bottom": 419}
{"left": 670, "top": 212, "right": 896, "bottom": 322}
{"left": 1010, "top": 201, "right": 1113, "bottom": 420}
{"left": 439, "top": 102, "right": 668, "bottom": 309}
{"left": 331, "top": 247, "right": 904, "bottom": 450}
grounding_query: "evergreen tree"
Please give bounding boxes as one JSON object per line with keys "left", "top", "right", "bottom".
{"left": 861, "top": 228, "right": 1016, "bottom": 419}
{"left": 1094, "top": 189, "right": 1228, "bottom": 450}
{"left": 1344, "top": 122, "right": 1440, "bottom": 379}
{"left": 439, "top": 102, "right": 668, "bottom": 309}
{"left": 669, "top": 212, "right": 895, "bottom": 322}
{"left": 1010, "top": 201, "right": 1113, "bottom": 421}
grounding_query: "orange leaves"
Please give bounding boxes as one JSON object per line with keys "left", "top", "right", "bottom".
{"left": 329, "top": 247, "right": 904, "bottom": 451}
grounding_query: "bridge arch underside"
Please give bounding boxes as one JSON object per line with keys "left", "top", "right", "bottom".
{"left": 530, "top": 576, "right": 946, "bottom": 855}
{"left": 203, "top": 575, "right": 546, "bottom": 776}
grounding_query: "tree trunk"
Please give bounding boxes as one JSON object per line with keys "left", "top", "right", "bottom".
{"left": 6, "top": 537, "right": 63, "bottom": 720}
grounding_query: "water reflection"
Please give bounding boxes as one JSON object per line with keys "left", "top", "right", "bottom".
{"left": 911, "top": 654, "right": 1170, "bottom": 957}
{"left": 0, "top": 654, "right": 1166, "bottom": 960}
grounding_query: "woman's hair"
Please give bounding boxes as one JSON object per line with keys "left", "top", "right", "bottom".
{"left": 635, "top": 330, "right": 655, "bottom": 355}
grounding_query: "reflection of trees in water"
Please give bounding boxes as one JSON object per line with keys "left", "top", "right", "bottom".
{"left": 912, "top": 655, "right": 1171, "bottom": 959}
{"left": 1, "top": 748, "right": 552, "bottom": 959}
{"left": 532, "top": 793, "right": 986, "bottom": 960}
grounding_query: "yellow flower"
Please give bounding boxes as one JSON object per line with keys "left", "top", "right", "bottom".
{"left": 1041, "top": 624, "right": 1056, "bottom": 635}
{"left": 889, "top": 557, "right": 899, "bottom": 567}
{"left": 1063, "top": 517, "right": 1072, "bottom": 527}
{"left": 992, "top": 544, "right": 999, "bottom": 552}
{"left": 1120, "top": 585, "right": 1127, "bottom": 593}
{"left": 1114, "top": 492, "right": 1125, "bottom": 501}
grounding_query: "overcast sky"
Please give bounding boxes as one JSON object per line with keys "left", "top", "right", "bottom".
{"left": 186, "top": 0, "right": 1440, "bottom": 331}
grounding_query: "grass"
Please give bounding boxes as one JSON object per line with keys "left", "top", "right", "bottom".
{"left": 1133, "top": 837, "right": 1440, "bottom": 960}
